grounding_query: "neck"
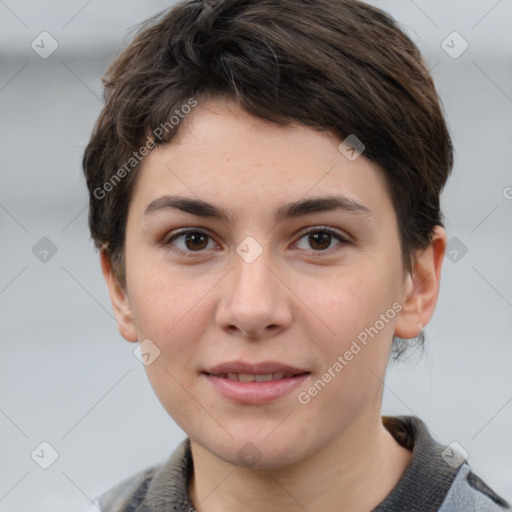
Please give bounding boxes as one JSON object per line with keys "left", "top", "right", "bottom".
{"left": 188, "top": 410, "right": 412, "bottom": 512}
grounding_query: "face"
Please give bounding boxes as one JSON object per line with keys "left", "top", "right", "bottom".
{"left": 106, "top": 97, "right": 438, "bottom": 469}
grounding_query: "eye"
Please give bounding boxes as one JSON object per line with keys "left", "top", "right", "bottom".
{"left": 294, "top": 227, "right": 349, "bottom": 252}
{"left": 163, "top": 226, "right": 349, "bottom": 257}
{"left": 164, "top": 229, "right": 217, "bottom": 254}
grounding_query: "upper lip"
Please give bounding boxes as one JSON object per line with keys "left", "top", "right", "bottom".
{"left": 204, "top": 361, "right": 309, "bottom": 375}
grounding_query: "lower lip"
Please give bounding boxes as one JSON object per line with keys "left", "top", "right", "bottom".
{"left": 203, "top": 373, "right": 310, "bottom": 405}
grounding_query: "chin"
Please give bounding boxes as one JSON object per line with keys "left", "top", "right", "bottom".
{"left": 198, "top": 432, "right": 318, "bottom": 471}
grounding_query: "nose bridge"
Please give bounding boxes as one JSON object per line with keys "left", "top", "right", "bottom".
{"left": 215, "top": 239, "right": 291, "bottom": 338}
{"left": 231, "top": 240, "right": 279, "bottom": 307}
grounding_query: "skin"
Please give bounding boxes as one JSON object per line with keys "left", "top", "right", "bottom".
{"left": 102, "top": 97, "right": 447, "bottom": 512}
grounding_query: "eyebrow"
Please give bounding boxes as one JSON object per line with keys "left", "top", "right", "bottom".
{"left": 144, "top": 194, "right": 373, "bottom": 223}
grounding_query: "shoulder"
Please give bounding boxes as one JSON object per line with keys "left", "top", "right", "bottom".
{"left": 82, "top": 438, "right": 193, "bottom": 512}
{"left": 81, "top": 465, "right": 160, "bottom": 512}
{"left": 376, "top": 416, "right": 510, "bottom": 511}
{"left": 439, "top": 464, "right": 511, "bottom": 511}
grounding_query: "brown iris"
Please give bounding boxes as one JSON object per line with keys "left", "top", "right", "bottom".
{"left": 308, "top": 231, "right": 332, "bottom": 250}
{"left": 184, "top": 232, "right": 209, "bottom": 251}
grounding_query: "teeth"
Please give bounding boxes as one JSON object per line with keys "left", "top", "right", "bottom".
{"left": 255, "top": 374, "right": 273, "bottom": 382}
{"left": 216, "top": 372, "right": 298, "bottom": 381}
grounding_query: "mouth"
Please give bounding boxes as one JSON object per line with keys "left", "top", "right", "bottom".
{"left": 204, "top": 372, "right": 309, "bottom": 382}
{"left": 204, "top": 360, "right": 309, "bottom": 376}
{"left": 202, "top": 361, "right": 311, "bottom": 404}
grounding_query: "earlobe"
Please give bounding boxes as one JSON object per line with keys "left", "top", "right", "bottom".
{"left": 99, "top": 249, "right": 139, "bottom": 342}
{"left": 394, "top": 226, "right": 447, "bottom": 339}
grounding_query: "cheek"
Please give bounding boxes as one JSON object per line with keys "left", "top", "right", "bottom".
{"left": 294, "top": 261, "right": 401, "bottom": 350}
{"left": 129, "top": 274, "right": 215, "bottom": 429}
{"left": 125, "top": 256, "right": 217, "bottom": 384}
{"left": 290, "top": 260, "right": 401, "bottom": 409}
{"left": 126, "top": 253, "right": 215, "bottom": 343}
{"left": 295, "top": 289, "right": 396, "bottom": 433}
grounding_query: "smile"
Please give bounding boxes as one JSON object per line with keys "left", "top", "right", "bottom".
{"left": 205, "top": 372, "right": 306, "bottom": 382}
{"left": 203, "top": 366, "right": 310, "bottom": 404}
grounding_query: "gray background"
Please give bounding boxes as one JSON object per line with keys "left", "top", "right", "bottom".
{"left": 1, "top": 0, "right": 511, "bottom": 510}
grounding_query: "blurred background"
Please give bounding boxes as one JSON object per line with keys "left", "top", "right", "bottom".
{"left": 1, "top": 0, "right": 511, "bottom": 510}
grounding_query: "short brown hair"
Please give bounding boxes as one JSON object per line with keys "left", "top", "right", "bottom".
{"left": 82, "top": 0, "right": 453, "bottom": 356}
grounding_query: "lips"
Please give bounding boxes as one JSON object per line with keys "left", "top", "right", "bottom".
{"left": 202, "top": 361, "right": 310, "bottom": 404}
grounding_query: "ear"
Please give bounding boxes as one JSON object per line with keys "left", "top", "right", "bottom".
{"left": 100, "top": 249, "right": 138, "bottom": 342}
{"left": 394, "top": 226, "right": 447, "bottom": 339}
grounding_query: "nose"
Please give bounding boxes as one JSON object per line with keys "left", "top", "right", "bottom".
{"left": 215, "top": 245, "right": 293, "bottom": 340}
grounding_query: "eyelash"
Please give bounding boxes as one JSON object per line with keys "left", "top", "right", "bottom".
{"left": 163, "top": 226, "right": 350, "bottom": 258}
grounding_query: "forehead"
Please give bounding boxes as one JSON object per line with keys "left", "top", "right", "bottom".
{"left": 130, "top": 98, "right": 395, "bottom": 225}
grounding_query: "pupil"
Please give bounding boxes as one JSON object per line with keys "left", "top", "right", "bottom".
{"left": 185, "top": 232, "right": 208, "bottom": 251}
{"left": 310, "top": 232, "right": 331, "bottom": 250}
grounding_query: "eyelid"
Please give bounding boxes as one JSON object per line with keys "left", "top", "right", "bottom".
{"left": 294, "top": 225, "right": 351, "bottom": 243}
{"left": 163, "top": 227, "right": 215, "bottom": 244}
